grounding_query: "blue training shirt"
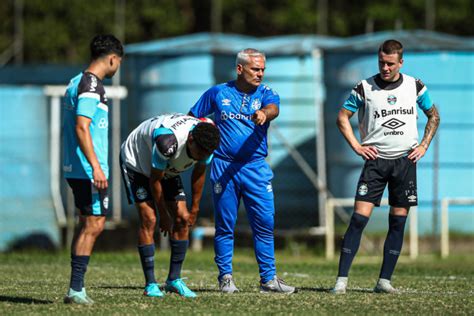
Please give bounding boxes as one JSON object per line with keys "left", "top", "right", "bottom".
{"left": 63, "top": 72, "right": 109, "bottom": 179}
{"left": 189, "top": 81, "right": 279, "bottom": 163}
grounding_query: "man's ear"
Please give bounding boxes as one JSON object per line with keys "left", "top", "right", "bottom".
{"left": 236, "top": 64, "right": 243, "bottom": 75}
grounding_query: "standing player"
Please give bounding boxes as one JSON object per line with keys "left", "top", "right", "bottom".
{"left": 120, "top": 113, "right": 220, "bottom": 298}
{"left": 331, "top": 39, "right": 440, "bottom": 294}
{"left": 62, "top": 34, "right": 123, "bottom": 304}
{"left": 189, "top": 48, "right": 295, "bottom": 294}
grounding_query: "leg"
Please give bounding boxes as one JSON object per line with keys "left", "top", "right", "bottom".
{"left": 167, "top": 200, "right": 190, "bottom": 281}
{"left": 70, "top": 215, "right": 106, "bottom": 291}
{"left": 164, "top": 199, "right": 197, "bottom": 298}
{"left": 336, "top": 201, "right": 373, "bottom": 278}
{"left": 375, "top": 206, "right": 409, "bottom": 293}
{"left": 136, "top": 200, "right": 158, "bottom": 287}
{"left": 65, "top": 179, "right": 108, "bottom": 304}
{"left": 331, "top": 202, "right": 373, "bottom": 294}
{"left": 242, "top": 161, "right": 295, "bottom": 293}
{"left": 242, "top": 187, "right": 276, "bottom": 284}
{"left": 375, "top": 156, "right": 416, "bottom": 293}
{"left": 212, "top": 175, "right": 240, "bottom": 280}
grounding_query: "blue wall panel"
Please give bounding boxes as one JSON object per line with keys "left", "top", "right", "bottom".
{"left": 0, "top": 86, "right": 60, "bottom": 251}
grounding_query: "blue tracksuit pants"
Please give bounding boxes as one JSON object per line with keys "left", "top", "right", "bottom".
{"left": 210, "top": 157, "right": 276, "bottom": 283}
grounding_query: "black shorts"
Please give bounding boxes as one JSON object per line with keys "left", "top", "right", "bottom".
{"left": 120, "top": 159, "right": 186, "bottom": 204}
{"left": 66, "top": 178, "right": 109, "bottom": 216}
{"left": 355, "top": 156, "right": 417, "bottom": 207}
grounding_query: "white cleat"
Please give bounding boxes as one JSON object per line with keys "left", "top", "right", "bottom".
{"left": 330, "top": 277, "right": 348, "bottom": 294}
{"left": 374, "top": 278, "right": 399, "bottom": 294}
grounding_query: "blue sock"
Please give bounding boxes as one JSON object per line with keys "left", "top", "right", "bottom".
{"left": 70, "top": 254, "right": 90, "bottom": 291}
{"left": 379, "top": 214, "right": 407, "bottom": 280}
{"left": 138, "top": 244, "right": 156, "bottom": 285}
{"left": 168, "top": 239, "right": 189, "bottom": 281}
{"left": 337, "top": 212, "right": 369, "bottom": 277}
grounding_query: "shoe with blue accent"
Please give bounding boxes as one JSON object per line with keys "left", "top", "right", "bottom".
{"left": 144, "top": 283, "right": 164, "bottom": 297}
{"left": 165, "top": 278, "right": 197, "bottom": 298}
{"left": 64, "top": 288, "right": 94, "bottom": 305}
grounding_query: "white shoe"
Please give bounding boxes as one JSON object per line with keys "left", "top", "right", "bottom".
{"left": 260, "top": 276, "right": 296, "bottom": 294}
{"left": 374, "top": 278, "right": 399, "bottom": 294}
{"left": 219, "top": 274, "right": 239, "bottom": 293}
{"left": 330, "top": 277, "right": 348, "bottom": 294}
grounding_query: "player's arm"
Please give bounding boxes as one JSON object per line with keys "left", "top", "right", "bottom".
{"left": 408, "top": 105, "right": 440, "bottom": 162}
{"left": 252, "top": 103, "right": 279, "bottom": 125}
{"left": 76, "top": 115, "right": 107, "bottom": 189}
{"left": 149, "top": 168, "right": 172, "bottom": 235}
{"left": 187, "top": 163, "right": 207, "bottom": 227}
{"left": 408, "top": 80, "right": 440, "bottom": 162}
{"left": 336, "top": 108, "right": 378, "bottom": 160}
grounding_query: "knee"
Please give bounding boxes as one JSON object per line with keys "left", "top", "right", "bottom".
{"left": 389, "top": 215, "right": 407, "bottom": 231}
{"left": 350, "top": 213, "right": 370, "bottom": 230}
{"left": 84, "top": 218, "right": 105, "bottom": 237}
{"left": 140, "top": 214, "right": 157, "bottom": 231}
{"left": 174, "top": 213, "right": 189, "bottom": 231}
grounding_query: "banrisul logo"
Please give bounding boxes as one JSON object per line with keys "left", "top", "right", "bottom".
{"left": 387, "top": 95, "right": 397, "bottom": 105}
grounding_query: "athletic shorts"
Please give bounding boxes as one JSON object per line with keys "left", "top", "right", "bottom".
{"left": 66, "top": 178, "right": 109, "bottom": 216}
{"left": 120, "top": 161, "right": 186, "bottom": 204}
{"left": 355, "top": 156, "right": 417, "bottom": 207}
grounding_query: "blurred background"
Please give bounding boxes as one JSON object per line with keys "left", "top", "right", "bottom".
{"left": 0, "top": 0, "right": 472, "bottom": 255}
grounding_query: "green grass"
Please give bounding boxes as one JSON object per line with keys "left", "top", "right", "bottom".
{"left": 1, "top": 249, "right": 473, "bottom": 315}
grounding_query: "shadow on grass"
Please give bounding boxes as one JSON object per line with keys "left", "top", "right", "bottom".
{"left": 0, "top": 295, "right": 53, "bottom": 304}
{"left": 297, "top": 287, "right": 332, "bottom": 292}
{"left": 97, "top": 285, "right": 142, "bottom": 290}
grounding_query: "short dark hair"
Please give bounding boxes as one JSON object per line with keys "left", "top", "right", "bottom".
{"left": 192, "top": 123, "right": 220, "bottom": 153}
{"left": 90, "top": 34, "right": 123, "bottom": 60}
{"left": 378, "top": 39, "right": 403, "bottom": 59}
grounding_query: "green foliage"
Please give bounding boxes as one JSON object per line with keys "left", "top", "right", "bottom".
{"left": 0, "top": 0, "right": 471, "bottom": 64}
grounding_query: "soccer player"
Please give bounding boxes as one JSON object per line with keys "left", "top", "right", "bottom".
{"left": 62, "top": 34, "right": 123, "bottom": 304}
{"left": 120, "top": 113, "right": 220, "bottom": 298}
{"left": 189, "top": 48, "right": 296, "bottom": 294}
{"left": 331, "top": 39, "right": 440, "bottom": 294}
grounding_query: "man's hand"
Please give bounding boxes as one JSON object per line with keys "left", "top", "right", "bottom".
{"left": 355, "top": 145, "right": 378, "bottom": 160}
{"left": 252, "top": 110, "right": 267, "bottom": 125}
{"left": 408, "top": 145, "right": 427, "bottom": 163}
{"left": 159, "top": 211, "right": 173, "bottom": 236}
{"left": 92, "top": 167, "right": 108, "bottom": 189}
{"left": 188, "top": 209, "right": 199, "bottom": 227}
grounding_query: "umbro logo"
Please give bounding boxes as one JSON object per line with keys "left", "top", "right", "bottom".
{"left": 381, "top": 118, "right": 405, "bottom": 130}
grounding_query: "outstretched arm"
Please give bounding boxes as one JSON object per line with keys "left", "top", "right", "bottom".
{"left": 336, "top": 108, "right": 378, "bottom": 160}
{"left": 188, "top": 163, "right": 207, "bottom": 227}
{"left": 252, "top": 103, "right": 279, "bottom": 125}
{"left": 408, "top": 105, "right": 440, "bottom": 163}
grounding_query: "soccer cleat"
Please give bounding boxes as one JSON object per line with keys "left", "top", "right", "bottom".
{"left": 260, "top": 276, "right": 296, "bottom": 294}
{"left": 374, "top": 278, "right": 399, "bottom": 294}
{"left": 144, "top": 283, "right": 164, "bottom": 297}
{"left": 165, "top": 278, "right": 197, "bottom": 298}
{"left": 219, "top": 274, "right": 239, "bottom": 293}
{"left": 330, "top": 277, "right": 348, "bottom": 294}
{"left": 63, "top": 288, "right": 94, "bottom": 305}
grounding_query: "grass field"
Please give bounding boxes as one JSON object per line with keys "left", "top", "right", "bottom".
{"left": 1, "top": 249, "right": 473, "bottom": 315}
